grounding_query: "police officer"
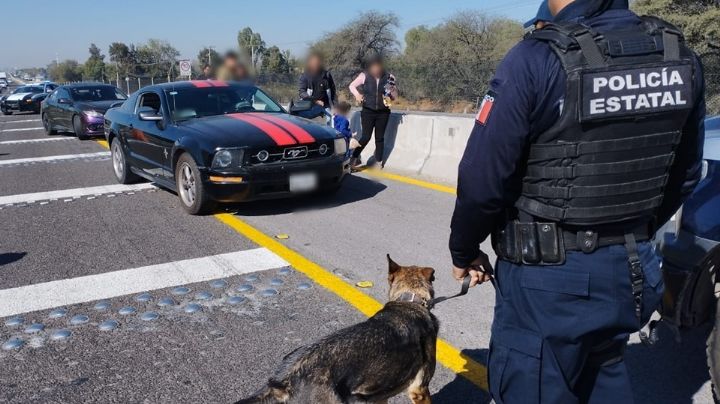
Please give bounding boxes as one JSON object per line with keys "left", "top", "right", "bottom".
{"left": 449, "top": 0, "right": 706, "bottom": 402}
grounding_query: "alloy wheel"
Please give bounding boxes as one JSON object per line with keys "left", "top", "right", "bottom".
{"left": 112, "top": 141, "right": 125, "bottom": 180}
{"left": 178, "top": 163, "right": 196, "bottom": 206}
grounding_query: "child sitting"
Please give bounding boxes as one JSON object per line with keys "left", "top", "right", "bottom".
{"left": 332, "top": 101, "right": 360, "bottom": 159}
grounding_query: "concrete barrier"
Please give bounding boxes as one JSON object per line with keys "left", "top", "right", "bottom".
{"left": 349, "top": 111, "right": 475, "bottom": 185}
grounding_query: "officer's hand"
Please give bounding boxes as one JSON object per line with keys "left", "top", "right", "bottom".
{"left": 354, "top": 95, "right": 364, "bottom": 104}
{"left": 452, "top": 253, "right": 493, "bottom": 288}
{"left": 315, "top": 100, "right": 325, "bottom": 107}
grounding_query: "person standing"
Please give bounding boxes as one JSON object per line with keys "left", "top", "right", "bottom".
{"left": 449, "top": 0, "right": 705, "bottom": 403}
{"left": 349, "top": 56, "right": 398, "bottom": 168}
{"left": 297, "top": 52, "right": 336, "bottom": 119}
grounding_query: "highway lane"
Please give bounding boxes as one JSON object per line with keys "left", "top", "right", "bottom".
{"left": 0, "top": 112, "right": 713, "bottom": 403}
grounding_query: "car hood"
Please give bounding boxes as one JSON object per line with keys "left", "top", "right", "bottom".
{"left": 177, "top": 113, "right": 338, "bottom": 149}
{"left": 6, "top": 92, "right": 32, "bottom": 101}
{"left": 75, "top": 100, "right": 121, "bottom": 114}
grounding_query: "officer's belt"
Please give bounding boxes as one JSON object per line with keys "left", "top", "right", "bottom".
{"left": 563, "top": 225, "right": 650, "bottom": 252}
{"left": 493, "top": 221, "right": 650, "bottom": 265}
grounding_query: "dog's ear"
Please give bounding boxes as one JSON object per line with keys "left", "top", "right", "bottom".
{"left": 388, "top": 254, "right": 401, "bottom": 282}
{"left": 421, "top": 267, "right": 435, "bottom": 283}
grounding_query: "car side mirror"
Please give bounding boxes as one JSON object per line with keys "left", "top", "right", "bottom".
{"left": 58, "top": 98, "right": 72, "bottom": 105}
{"left": 139, "top": 110, "right": 163, "bottom": 122}
{"left": 289, "top": 100, "right": 312, "bottom": 114}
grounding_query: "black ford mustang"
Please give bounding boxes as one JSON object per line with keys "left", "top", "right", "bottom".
{"left": 104, "top": 81, "right": 348, "bottom": 214}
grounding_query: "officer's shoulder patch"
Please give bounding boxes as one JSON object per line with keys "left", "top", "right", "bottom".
{"left": 476, "top": 90, "right": 497, "bottom": 125}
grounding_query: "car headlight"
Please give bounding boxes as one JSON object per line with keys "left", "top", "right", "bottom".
{"left": 333, "top": 137, "right": 347, "bottom": 156}
{"left": 211, "top": 149, "right": 244, "bottom": 169}
{"left": 83, "top": 110, "right": 103, "bottom": 118}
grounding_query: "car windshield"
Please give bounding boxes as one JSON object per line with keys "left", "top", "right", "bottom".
{"left": 15, "top": 86, "right": 42, "bottom": 94}
{"left": 164, "top": 85, "right": 283, "bottom": 121}
{"left": 70, "top": 86, "right": 127, "bottom": 102}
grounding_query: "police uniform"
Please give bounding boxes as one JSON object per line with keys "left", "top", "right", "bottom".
{"left": 449, "top": 1, "right": 706, "bottom": 402}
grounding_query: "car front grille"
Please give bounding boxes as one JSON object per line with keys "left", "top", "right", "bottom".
{"left": 247, "top": 141, "right": 334, "bottom": 165}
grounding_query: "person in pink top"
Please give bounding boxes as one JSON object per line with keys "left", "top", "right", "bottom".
{"left": 348, "top": 55, "right": 398, "bottom": 168}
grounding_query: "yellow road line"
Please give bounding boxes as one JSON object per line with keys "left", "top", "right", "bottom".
{"left": 214, "top": 213, "right": 488, "bottom": 391}
{"left": 363, "top": 170, "right": 456, "bottom": 195}
{"left": 95, "top": 139, "right": 109, "bottom": 149}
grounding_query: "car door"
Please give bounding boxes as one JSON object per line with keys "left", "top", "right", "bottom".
{"left": 43, "top": 90, "right": 59, "bottom": 123}
{"left": 126, "top": 91, "right": 169, "bottom": 178}
{"left": 55, "top": 88, "right": 74, "bottom": 130}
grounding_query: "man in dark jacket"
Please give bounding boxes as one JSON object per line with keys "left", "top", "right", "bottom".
{"left": 296, "top": 53, "right": 336, "bottom": 119}
{"left": 449, "top": 0, "right": 705, "bottom": 402}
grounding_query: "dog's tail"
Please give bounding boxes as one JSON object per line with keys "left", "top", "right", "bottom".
{"left": 234, "top": 380, "right": 289, "bottom": 404}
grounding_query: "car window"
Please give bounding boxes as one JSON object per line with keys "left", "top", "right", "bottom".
{"left": 164, "top": 85, "right": 283, "bottom": 121}
{"left": 57, "top": 88, "right": 70, "bottom": 99}
{"left": 706, "top": 116, "right": 720, "bottom": 132}
{"left": 137, "top": 92, "right": 162, "bottom": 113}
{"left": 70, "top": 86, "right": 127, "bottom": 102}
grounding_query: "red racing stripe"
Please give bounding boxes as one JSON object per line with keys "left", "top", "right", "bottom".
{"left": 189, "top": 80, "right": 213, "bottom": 88}
{"left": 251, "top": 113, "right": 315, "bottom": 144}
{"left": 228, "top": 114, "right": 297, "bottom": 146}
{"left": 207, "top": 80, "right": 228, "bottom": 87}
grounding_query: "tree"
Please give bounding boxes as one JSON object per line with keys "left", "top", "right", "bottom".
{"left": 633, "top": 0, "right": 720, "bottom": 113}
{"left": 396, "top": 11, "right": 522, "bottom": 104}
{"left": 309, "top": 11, "right": 400, "bottom": 86}
{"left": 237, "top": 27, "right": 266, "bottom": 69}
{"left": 83, "top": 43, "right": 106, "bottom": 82}
{"left": 197, "top": 47, "right": 221, "bottom": 69}
{"left": 260, "top": 46, "right": 290, "bottom": 75}
{"left": 108, "top": 42, "right": 134, "bottom": 78}
{"left": 135, "top": 39, "right": 180, "bottom": 78}
{"left": 47, "top": 60, "right": 83, "bottom": 82}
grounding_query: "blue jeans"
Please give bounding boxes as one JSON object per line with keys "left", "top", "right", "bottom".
{"left": 488, "top": 242, "right": 664, "bottom": 404}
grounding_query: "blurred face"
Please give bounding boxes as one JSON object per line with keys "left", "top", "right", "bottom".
{"left": 224, "top": 57, "right": 237, "bottom": 68}
{"left": 307, "top": 55, "right": 322, "bottom": 73}
{"left": 369, "top": 62, "right": 383, "bottom": 77}
{"left": 203, "top": 66, "right": 211, "bottom": 75}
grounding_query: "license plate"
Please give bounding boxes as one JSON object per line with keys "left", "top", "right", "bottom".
{"left": 289, "top": 172, "right": 318, "bottom": 193}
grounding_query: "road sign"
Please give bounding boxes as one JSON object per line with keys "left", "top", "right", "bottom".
{"left": 179, "top": 60, "right": 192, "bottom": 77}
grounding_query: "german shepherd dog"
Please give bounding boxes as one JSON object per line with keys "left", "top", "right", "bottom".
{"left": 236, "top": 255, "right": 438, "bottom": 404}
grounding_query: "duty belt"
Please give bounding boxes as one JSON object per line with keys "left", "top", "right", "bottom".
{"left": 493, "top": 221, "right": 650, "bottom": 266}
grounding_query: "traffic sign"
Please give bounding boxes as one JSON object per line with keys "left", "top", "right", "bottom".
{"left": 178, "top": 60, "right": 192, "bottom": 77}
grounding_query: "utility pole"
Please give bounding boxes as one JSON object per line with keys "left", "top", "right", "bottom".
{"left": 207, "top": 46, "right": 214, "bottom": 67}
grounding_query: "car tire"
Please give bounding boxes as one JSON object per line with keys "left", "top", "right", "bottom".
{"left": 2, "top": 108, "right": 11, "bottom": 116}
{"left": 42, "top": 113, "right": 57, "bottom": 136}
{"left": 175, "top": 153, "right": 214, "bottom": 215}
{"left": 111, "top": 137, "right": 140, "bottom": 184}
{"left": 73, "top": 115, "right": 89, "bottom": 140}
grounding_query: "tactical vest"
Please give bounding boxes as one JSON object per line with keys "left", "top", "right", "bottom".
{"left": 361, "top": 71, "right": 392, "bottom": 112}
{"left": 517, "top": 17, "right": 697, "bottom": 227}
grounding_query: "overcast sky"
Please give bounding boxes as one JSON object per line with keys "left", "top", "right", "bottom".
{"left": 2, "top": 0, "right": 540, "bottom": 69}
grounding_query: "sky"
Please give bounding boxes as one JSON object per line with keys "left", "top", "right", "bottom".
{"left": 1, "top": 0, "right": 540, "bottom": 69}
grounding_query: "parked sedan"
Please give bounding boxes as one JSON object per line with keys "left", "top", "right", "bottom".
{"left": 104, "top": 81, "right": 348, "bottom": 214}
{"left": 41, "top": 83, "right": 127, "bottom": 140}
{"left": 0, "top": 83, "right": 56, "bottom": 114}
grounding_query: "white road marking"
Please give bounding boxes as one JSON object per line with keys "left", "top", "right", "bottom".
{"left": 0, "top": 248, "right": 289, "bottom": 317}
{"left": 2, "top": 119, "right": 41, "bottom": 124}
{"left": 0, "top": 183, "right": 156, "bottom": 205}
{"left": 0, "top": 138, "right": 73, "bottom": 145}
{"left": 0, "top": 127, "right": 44, "bottom": 132}
{"left": 0, "top": 151, "right": 109, "bottom": 166}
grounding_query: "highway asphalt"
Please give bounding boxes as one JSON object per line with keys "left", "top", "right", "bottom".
{"left": 0, "top": 104, "right": 713, "bottom": 403}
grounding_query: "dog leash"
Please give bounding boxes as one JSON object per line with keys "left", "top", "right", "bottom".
{"left": 429, "top": 265, "right": 501, "bottom": 309}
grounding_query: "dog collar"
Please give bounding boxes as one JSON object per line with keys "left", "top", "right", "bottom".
{"left": 395, "top": 292, "right": 430, "bottom": 308}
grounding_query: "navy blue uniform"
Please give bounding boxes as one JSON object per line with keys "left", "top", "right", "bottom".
{"left": 449, "top": 1, "right": 706, "bottom": 402}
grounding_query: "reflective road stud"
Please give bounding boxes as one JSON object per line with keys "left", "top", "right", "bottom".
{"left": 184, "top": 303, "right": 202, "bottom": 314}
{"left": 48, "top": 308, "right": 68, "bottom": 319}
{"left": 69, "top": 315, "right": 89, "bottom": 326}
{"left": 140, "top": 312, "right": 159, "bottom": 321}
{"left": 210, "top": 280, "right": 227, "bottom": 289}
{"left": 260, "top": 289, "right": 279, "bottom": 297}
{"left": 171, "top": 287, "right": 191, "bottom": 296}
{"left": 24, "top": 323, "right": 45, "bottom": 334}
{"left": 50, "top": 329, "right": 71, "bottom": 341}
{"left": 118, "top": 306, "right": 136, "bottom": 315}
{"left": 5, "top": 316, "right": 24, "bottom": 327}
{"left": 98, "top": 320, "right": 119, "bottom": 331}
{"left": 236, "top": 284, "right": 253, "bottom": 293}
{"left": 2, "top": 338, "right": 24, "bottom": 350}
{"left": 135, "top": 293, "right": 152, "bottom": 303}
